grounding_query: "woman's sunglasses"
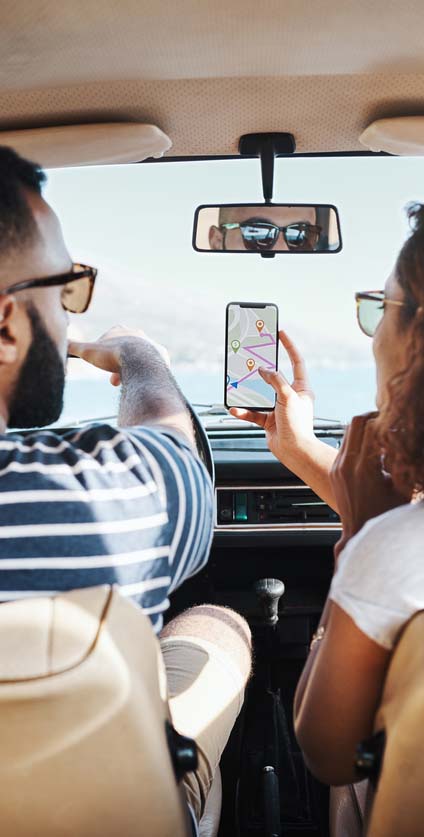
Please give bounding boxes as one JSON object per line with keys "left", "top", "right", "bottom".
{"left": 355, "top": 291, "right": 406, "bottom": 337}
{"left": 221, "top": 220, "right": 322, "bottom": 251}
{"left": 1, "top": 263, "right": 97, "bottom": 314}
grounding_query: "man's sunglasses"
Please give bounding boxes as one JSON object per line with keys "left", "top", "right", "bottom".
{"left": 355, "top": 291, "right": 406, "bottom": 337}
{"left": 1, "top": 263, "right": 97, "bottom": 314}
{"left": 221, "top": 220, "right": 322, "bottom": 251}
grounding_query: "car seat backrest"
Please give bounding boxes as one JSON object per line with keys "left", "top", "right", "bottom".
{"left": 367, "top": 609, "right": 424, "bottom": 837}
{"left": 0, "top": 585, "right": 190, "bottom": 837}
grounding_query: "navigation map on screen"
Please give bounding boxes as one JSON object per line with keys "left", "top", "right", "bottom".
{"left": 226, "top": 303, "right": 278, "bottom": 409}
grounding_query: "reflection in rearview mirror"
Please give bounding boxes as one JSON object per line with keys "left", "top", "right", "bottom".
{"left": 193, "top": 204, "right": 342, "bottom": 254}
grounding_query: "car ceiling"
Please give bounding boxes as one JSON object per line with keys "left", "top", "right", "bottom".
{"left": 1, "top": 0, "right": 424, "bottom": 157}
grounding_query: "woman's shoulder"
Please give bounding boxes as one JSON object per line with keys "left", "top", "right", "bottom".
{"left": 335, "top": 499, "right": 424, "bottom": 593}
{"left": 348, "top": 499, "right": 424, "bottom": 549}
{"left": 331, "top": 501, "right": 424, "bottom": 649}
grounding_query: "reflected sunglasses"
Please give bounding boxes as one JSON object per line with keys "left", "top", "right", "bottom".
{"left": 220, "top": 220, "right": 322, "bottom": 251}
{"left": 355, "top": 291, "right": 407, "bottom": 337}
{"left": 0, "top": 263, "right": 97, "bottom": 314}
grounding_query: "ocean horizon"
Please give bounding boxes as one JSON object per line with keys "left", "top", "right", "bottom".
{"left": 60, "top": 364, "right": 377, "bottom": 427}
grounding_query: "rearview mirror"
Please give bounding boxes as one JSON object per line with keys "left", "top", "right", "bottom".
{"left": 193, "top": 204, "right": 342, "bottom": 255}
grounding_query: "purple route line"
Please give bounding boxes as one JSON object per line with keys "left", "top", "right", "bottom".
{"left": 227, "top": 330, "right": 276, "bottom": 390}
{"left": 244, "top": 329, "right": 276, "bottom": 367}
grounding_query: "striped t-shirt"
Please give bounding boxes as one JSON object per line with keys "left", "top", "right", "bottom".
{"left": 0, "top": 422, "right": 213, "bottom": 633}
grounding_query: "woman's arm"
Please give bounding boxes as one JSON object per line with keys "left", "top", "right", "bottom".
{"left": 230, "top": 329, "right": 339, "bottom": 512}
{"left": 294, "top": 414, "right": 410, "bottom": 786}
{"left": 294, "top": 600, "right": 390, "bottom": 786}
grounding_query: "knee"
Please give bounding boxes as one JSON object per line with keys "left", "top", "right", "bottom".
{"left": 161, "top": 604, "right": 252, "bottom": 682}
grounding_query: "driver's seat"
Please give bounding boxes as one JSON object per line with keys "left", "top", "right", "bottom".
{"left": 0, "top": 585, "right": 192, "bottom": 836}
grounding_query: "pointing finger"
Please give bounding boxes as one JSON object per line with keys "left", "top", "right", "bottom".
{"left": 278, "top": 329, "right": 309, "bottom": 388}
{"left": 258, "top": 367, "right": 293, "bottom": 402}
{"left": 110, "top": 372, "right": 121, "bottom": 387}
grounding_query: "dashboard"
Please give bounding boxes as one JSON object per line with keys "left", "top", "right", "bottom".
{"left": 211, "top": 422, "right": 341, "bottom": 536}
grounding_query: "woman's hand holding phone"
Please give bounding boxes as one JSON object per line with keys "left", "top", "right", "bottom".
{"left": 230, "top": 329, "right": 316, "bottom": 459}
{"left": 231, "top": 329, "right": 340, "bottom": 511}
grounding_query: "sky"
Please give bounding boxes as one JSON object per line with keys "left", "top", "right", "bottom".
{"left": 43, "top": 155, "right": 424, "bottom": 422}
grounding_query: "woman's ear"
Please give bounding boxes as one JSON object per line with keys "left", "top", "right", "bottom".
{"left": 0, "top": 296, "right": 21, "bottom": 366}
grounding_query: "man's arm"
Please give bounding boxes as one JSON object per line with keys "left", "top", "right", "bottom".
{"left": 68, "top": 326, "right": 195, "bottom": 447}
{"left": 117, "top": 342, "right": 194, "bottom": 444}
{"left": 67, "top": 327, "right": 213, "bottom": 610}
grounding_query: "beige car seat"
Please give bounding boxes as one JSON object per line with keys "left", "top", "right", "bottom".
{"left": 330, "top": 609, "right": 424, "bottom": 837}
{"left": 0, "top": 585, "right": 192, "bottom": 837}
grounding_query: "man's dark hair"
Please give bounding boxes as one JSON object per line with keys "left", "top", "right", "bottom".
{"left": 0, "top": 146, "right": 46, "bottom": 255}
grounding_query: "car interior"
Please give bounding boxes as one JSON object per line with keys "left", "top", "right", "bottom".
{"left": 1, "top": 1, "right": 424, "bottom": 835}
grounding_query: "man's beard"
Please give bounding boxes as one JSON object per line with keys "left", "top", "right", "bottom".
{"left": 8, "top": 303, "right": 65, "bottom": 428}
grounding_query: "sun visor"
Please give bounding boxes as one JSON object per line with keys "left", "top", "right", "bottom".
{"left": 360, "top": 117, "right": 424, "bottom": 156}
{"left": 0, "top": 123, "right": 172, "bottom": 167}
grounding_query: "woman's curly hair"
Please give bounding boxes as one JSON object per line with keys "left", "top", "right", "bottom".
{"left": 377, "top": 203, "right": 424, "bottom": 494}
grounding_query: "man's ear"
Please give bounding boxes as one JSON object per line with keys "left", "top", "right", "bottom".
{"left": 0, "top": 296, "right": 22, "bottom": 366}
{"left": 209, "top": 225, "right": 224, "bottom": 250}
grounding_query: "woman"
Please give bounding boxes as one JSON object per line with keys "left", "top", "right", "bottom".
{"left": 231, "top": 203, "right": 424, "bottom": 785}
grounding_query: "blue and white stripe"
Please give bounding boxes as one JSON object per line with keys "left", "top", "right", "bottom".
{"left": 0, "top": 424, "right": 214, "bottom": 633}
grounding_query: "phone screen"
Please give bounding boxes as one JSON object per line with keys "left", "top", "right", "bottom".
{"left": 225, "top": 302, "right": 278, "bottom": 410}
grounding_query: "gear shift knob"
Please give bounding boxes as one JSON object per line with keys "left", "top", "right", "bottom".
{"left": 254, "top": 578, "right": 285, "bottom": 626}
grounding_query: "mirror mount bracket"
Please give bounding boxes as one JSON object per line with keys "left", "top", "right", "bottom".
{"left": 238, "top": 133, "right": 296, "bottom": 203}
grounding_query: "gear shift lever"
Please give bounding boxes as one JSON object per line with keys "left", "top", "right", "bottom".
{"left": 254, "top": 578, "right": 285, "bottom": 627}
{"left": 247, "top": 578, "right": 289, "bottom": 836}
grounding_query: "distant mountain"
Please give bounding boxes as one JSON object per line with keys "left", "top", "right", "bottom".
{"left": 69, "top": 259, "right": 373, "bottom": 370}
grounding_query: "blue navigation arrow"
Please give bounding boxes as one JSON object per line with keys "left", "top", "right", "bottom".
{"left": 230, "top": 381, "right": 238, "bottom": 388}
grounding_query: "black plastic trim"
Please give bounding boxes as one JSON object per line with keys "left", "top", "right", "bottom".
{"left": 140, "top": 150, "right": 390, "bottom": 164}
{"left": 214, "top": 530, "right": 340, "bottom": 546}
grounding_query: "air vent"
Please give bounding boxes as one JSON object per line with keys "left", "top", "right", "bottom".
{"left": 216, "top": 486, "right": 339, "bottom": 529}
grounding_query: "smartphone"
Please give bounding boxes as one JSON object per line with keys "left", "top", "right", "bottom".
{"left": 225, "top": 302, "right": 279, "bottom": 410}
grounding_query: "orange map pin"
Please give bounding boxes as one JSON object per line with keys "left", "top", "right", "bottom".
{"left": 256, "top": 319, "right": 264, "bottom": 332}
{"left": 246, "top": 358, "right": 255, "bottom": 371}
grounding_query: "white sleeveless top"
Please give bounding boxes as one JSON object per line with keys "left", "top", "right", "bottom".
{"left": 330, "top": 500, "right": 424, "bottom": 649}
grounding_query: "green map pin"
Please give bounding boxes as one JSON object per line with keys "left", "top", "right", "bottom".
{"left": 231, "top": 339, "right": 241, "bottom": 353}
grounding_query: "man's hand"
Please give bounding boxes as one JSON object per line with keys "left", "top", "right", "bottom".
{"left": 68, "top": 325, "right": 170, "bottom": 387}
{"left": 230, "top": 329, "right": 316, "bottom": 461}
{"left": 331, "top": 413, "right": 410, "bottom": 561}
{"left": 69, "top": 325, "right": 193, "bottom": 443}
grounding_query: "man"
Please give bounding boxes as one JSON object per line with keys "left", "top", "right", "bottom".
{"left": 0, "top": 147, "right": 251, "bottom": 836}
{"left": 208, "top": 204, "right": 321, "bottom": 251}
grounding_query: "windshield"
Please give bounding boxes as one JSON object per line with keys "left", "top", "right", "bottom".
{"left": 44, "top": 156, "right": 423, "bottom": 426}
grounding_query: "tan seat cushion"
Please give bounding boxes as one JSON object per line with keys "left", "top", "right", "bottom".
{"left": 330, "top": 611, "right": 424, "bottom": 837}
{"left": 0, "top": 585, "right": 191, "bottom": 837}
{"left": 366, "top": 609, "right": 424, "bottom": 837}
